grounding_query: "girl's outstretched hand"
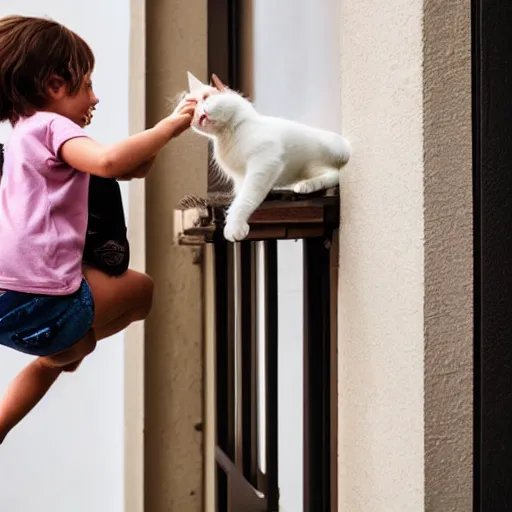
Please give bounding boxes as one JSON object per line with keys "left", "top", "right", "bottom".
{"left": 169, "top": 96, "right": 197, "bottom": 137}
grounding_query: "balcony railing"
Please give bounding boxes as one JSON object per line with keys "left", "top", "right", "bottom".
{"left": 175, "top": 189, "right": 339, "bottom": 511}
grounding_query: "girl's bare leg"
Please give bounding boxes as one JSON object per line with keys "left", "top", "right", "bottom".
{"left": 0, "top": 331, "right": 97, "bottom": 443}
{"left": 0, "top": 267, "right": 154, "bottom": 443}
{"left": 83, "top": 266, "right": 154, "bottom": 331}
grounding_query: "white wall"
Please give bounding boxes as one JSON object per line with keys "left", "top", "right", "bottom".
{"left": 251, "top": 1, "right": 341, "bottom": 510}
{"left": 0, "top": 4, "right": 130, "bottom": 512}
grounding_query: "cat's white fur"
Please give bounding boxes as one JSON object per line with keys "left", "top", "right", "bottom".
{"left": 186, "top": 72, "right": 351, "bottom": 242}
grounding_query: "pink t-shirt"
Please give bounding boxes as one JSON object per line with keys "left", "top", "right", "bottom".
{"left": 0, "top": 111, "right": 89, "bottom": 295}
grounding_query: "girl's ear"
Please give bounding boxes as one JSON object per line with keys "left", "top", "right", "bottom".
{"left": 46, "top": 74, "right": 67, "bottom": 100}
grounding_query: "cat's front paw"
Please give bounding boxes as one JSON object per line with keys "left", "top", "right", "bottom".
{"left": 224, "top": 221, "right": 250, "bottom": 242}
{"left": 293, "top": 181, "right": 314, "bottom": 194}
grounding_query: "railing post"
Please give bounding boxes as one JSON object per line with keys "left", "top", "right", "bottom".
{"left": 264, "top": 240, "right": 280, "bottom": 511}
{"left": 303, "top": 236, "right": 332, "bottom": 512}
{"left": 240, "top": 241, "right": 260, "bottom": 487}
{"left": 214, "top": 236, "right": 235, "bottom": 510}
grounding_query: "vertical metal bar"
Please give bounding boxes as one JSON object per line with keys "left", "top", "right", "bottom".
{"left": 241, "top": 241, "right": 259, "bottom": 487}
{"left": 208, "top": 1, "right": 250, "bottom": 510}
{"left": 207, "top": 0, "right": 229, "bottom": 82}
{"left": 204, "top": 244, "right": 217, "bottom": 512}
{"left": 214, "top": 238, "right": 228, "bottom": 511}
{"left": 207, "top": 0, "right": 240, "bottom": 88}
{"left": 256, "top": 243, "right": 267, "bottom": 493}
{"left": 234, "top": 243, "right": 244, "bottom": 469}
{"left": 303, "top": 237, "right": 331, "bottom": 512}
{"left": 226, "top": 243, "right": 236, "bottom": 463}
{"left": 215, "top": 236, "right": 236, "bottom": 511}
{"left": 216, "top": 465, "right": 228, "bottom": 512}
{"left": 228, "top": 0, "right": 241, "bottom": 89}
{"left": 264, "top": 240, "right": 279, "bottom": 511}
{"left": 207, "top": 0, "right": 241, "bottom": 196}
{"left": 329, "top": 232, "right": 339, "bottom": 512}
{"left": 471, "top": 0, "right": 482, "bottom": 509}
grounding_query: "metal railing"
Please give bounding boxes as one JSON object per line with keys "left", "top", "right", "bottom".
{"left": 206, "top": 220, "right": 339, "bottom": 512}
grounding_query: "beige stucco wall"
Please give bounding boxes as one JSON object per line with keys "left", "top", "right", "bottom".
{"left": 338, "top": 0, "right": 472, "bottom": 510}
{"left": 423, "top": 1, "right": 473, "bottom": 510}
{"left": 338, "top": 0, "right": 426, "bottom": 509}
{"left": 144, "top": 0, "right": 208, "bottom": 510}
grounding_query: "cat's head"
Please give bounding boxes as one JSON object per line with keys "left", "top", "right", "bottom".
{"left": 186, "top": 72, "right": 255, "bottom": 137}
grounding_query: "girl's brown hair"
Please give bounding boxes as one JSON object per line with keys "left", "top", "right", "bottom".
{"left": 0, "top": 15, "right": 95, "bottom": 124}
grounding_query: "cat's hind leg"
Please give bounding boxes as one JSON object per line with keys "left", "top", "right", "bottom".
{"left": 292, "top": 168, "right": 340, "bottom": 194}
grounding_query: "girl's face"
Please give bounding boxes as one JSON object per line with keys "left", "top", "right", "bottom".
{"left": 46, "top": 73, "right": 99, "bottom": 127}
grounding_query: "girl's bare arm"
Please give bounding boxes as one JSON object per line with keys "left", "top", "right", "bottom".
{"left": 61, "top": 99, "right": 196, "bottom": 179}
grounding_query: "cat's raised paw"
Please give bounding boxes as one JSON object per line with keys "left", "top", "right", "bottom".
{"left": 224, "top": 221, "right": 250, "bottom": 242}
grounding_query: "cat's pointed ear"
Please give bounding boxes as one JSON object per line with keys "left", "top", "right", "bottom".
{"left": 187, "top": 71, "right": 207, "bottom": 93}
{"left": 210, "top": 73, "right": 227, "bottom": 91}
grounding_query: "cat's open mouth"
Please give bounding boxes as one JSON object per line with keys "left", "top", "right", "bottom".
{"left": 199, "top": 113, "right": 209, "bottom": 127}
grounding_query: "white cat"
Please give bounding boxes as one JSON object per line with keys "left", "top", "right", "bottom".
{"left": 186, "top": 72, "right": 351, "bottom": 242}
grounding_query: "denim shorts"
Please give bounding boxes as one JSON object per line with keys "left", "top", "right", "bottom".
{"left": 0, "top": 279, "right": 95, "bottom": 357}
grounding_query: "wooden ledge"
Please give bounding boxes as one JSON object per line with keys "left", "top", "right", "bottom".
{"left": 174, "top": 187, "right": 340, "bottom": 245}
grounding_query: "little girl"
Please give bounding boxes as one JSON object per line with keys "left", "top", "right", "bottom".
{"left": 0, "top": 15, "right": 197, "bottom": 443}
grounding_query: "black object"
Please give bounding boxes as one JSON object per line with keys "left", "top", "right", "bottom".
{"left": 83, "top": 175, "right": 130, "bottom": 276}
{"left": 0, "top": 143, "right": 130, "bottom": 276}
{"left": 472, "top": 0, "right": 512, "bottom": 510}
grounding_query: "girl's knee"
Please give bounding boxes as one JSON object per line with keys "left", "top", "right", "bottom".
{"left": 62, "top": 359, "right": 84, "bottom": 373}
{"left": 139, "top": 274, "right": 154, "bottom": 316}
{"left": 73, "top": 334, "right": 97, "bottom": 360}
{"left": 132, "top": 274, "right": 154, "bottom": 321}
{"left": 41, "top": 331, "right": 97, "bottom": 369}
{"left": 85, "top": 267, "right": 154, "bottom": 327}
